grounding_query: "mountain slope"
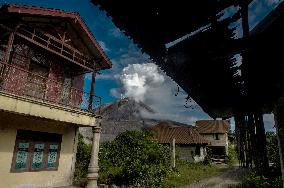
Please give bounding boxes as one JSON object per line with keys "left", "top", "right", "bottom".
{"left": 98, "top": 98, "right": 155, "bottom": 121}
{"left": 80, "top": 98, "right": 159, "bottom": 142}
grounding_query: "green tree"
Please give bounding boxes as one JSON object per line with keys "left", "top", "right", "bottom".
{"left": 99, "top": 131, "right": 172, "bottom": 187}
{"left": 73, "top": 134, "right": 92, "bottom": 186}
{"left": 266, "top": 131, "right": 281, "bottom": 173}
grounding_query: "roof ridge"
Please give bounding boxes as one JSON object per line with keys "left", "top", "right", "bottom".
{"left": 2, "top": 4, "right": 79, "bottom": 15}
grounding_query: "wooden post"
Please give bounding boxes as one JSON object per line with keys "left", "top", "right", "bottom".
{"left": 274, "top": 97, "right": 284, "bottom": 187}
{"left": 248, "top": 114, "right": 256, "bottom": 168}
{"left": 89, "top": 71, "right": 96, "bottom": 111}
{"left": 1, "top": 31, "right": 14, "bottom": 78}
{"left": 234, "top": 115, "right": 241, "bottom": 166}
{"left": 86, "top": 123, "right": 102, "bottom": 188}
{"left": 241, "top": 0, "right": 249, "bottom": 38}
{"left": 4, "top": 31, "right": 15, "bottom": 64}
{"left": 172, "top": 138, "right": 176, "bottom": 168}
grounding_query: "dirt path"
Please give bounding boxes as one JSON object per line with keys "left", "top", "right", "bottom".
{"left": 182, "top": 165, "right": 248, "bottom": 188}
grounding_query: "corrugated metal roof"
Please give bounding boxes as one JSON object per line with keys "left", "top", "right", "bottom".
{"left": 151, "top": 122, "right": 208, "bottom": 145}
{"left": 196, "top": 120, "right": 230, "bottom": 134}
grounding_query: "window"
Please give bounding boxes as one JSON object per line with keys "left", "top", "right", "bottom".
{"left": 195, "top": 145, "right": 201, "bottom": 155}
{"left": 11, "top": 130, "right": 62, "bottom": 172}
{"left": 25, "top": 53, "right": 50, "bottom": 99}
{"left": 213, "top": 133, "right": 220, "bottom": 140}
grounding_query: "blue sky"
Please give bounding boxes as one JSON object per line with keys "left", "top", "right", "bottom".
{"left": 1, "top": 0, "right": 280, "bottom": 129}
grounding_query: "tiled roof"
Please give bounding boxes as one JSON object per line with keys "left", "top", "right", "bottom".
{"left": 151, "top": 122, "right": 208, "bottom": 145}
{"left": 196, "top": 120, "right": 230, "bottom": 134}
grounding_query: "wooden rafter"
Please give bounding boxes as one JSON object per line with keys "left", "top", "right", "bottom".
{"left": 0, "top": 24, "right": 95, "bottom": 71}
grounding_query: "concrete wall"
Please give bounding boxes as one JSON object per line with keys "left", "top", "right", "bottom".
{"left": 194, "top": 147, "right": 206, "bottom": 162}
{"left": 201, "top": 133, "right": 228, "bottom": 154}
{"left": 0, "top": 91, "right": 96, "bottom": 126}
{"left": 176, "top": 145, "right": 206, "bottom": 162}
{"left": 0, "top": 111, "right": 79, "bottom": 188}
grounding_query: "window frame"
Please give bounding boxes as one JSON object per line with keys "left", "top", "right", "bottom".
{"left": 213, "top": 133, "right": 220, "bottom": 140}
{"left": 11, "top": 131, "right": 62, "bottom": 173}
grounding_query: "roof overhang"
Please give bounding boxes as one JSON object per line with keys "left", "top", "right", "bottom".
{"left": 0, "top": 4, "right": 112, "bottom": 70}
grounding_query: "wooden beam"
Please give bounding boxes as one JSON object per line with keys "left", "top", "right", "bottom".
{"left": 3, "top": 31, "right": 15, "bottom": 64}
{"left": 0, "top": 24, "right": 94, "bottom": 71}
{"left": 1, "top": 30, "right": 15, "bottom": 78}
{"left": 15, "top": 32, "right": 93, "bottom": 71}
{"left": 88, "top": 71, "right": 96, "bottom": 111}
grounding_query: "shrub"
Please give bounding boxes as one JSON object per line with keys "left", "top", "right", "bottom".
{"left": 241, "top": 171, "right": 270, "bottom": 188}
{"left": 98, "top": 131, "right": 172, "bottom": 187}
{"left": 266, "top": 132, "right": 281, "bottom": 172}
{"left": 240, "top": 171, "right": 282, "bottom": 188}
{"left": 73, "top": 134, "right": 92, "bottom": 187}
{"left": 226, "top": 144, "right": 237, "bottom": 165}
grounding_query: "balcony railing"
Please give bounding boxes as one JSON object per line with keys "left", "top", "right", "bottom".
{"left": 0, "top": 60, "right": 101, "bottom": 114}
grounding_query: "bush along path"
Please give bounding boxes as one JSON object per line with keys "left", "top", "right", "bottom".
{"left": 74, "top": 131, "right": 172, "bottom": 188}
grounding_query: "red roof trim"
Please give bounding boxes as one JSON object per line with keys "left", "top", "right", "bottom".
{"left": 3, "top": 4, "right": 112, "bottom": 68}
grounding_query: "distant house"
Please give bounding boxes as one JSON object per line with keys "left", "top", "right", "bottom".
{"left": 196, "top": 120, "right": 230, "bottom": 156}
{"left": 151, "top": 122, "right": 208, "bottom": 162}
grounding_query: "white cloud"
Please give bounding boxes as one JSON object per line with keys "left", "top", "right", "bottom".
{"left": 119, "top": 63, "right": 164, "bottom": 101}
{"left": 109, "top": 28, "right": 124, "bottom": 38}
{"left": 98, "top": 40, "right": 110, "bottom": 52}
{"left": 110, "top": 88, "right": 122, "bottom": 99}
{"left": 112, "top": 63, "right": 211, "bottom": 125}
{"left": 217, "top": 5, "right": 240, "bottom": 22}
{"left": 101, "top": 43, "right": 150, "bottom": 80}
{"left": 96, "top": 74, "right": 114, "bottom": 80}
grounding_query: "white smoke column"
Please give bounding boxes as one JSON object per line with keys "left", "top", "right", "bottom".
{"left": 120, "top": 63, "right": 164, "bottom": 101}
{"left": 113, "top": 62, "right": 211, "bottom": 125}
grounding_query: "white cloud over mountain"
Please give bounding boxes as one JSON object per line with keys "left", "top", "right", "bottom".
{"left": 111, "top": 63, "right": 211, "bottom": 125}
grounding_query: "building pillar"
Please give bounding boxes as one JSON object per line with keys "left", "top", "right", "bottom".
{"left": 225, "top": 132, "right": 229, "bottom": 156}
{"left": 200, "top": 146, "right": 204, "bottom": 160}
{"left": 86, "top": 125, "right": 102, "bottom": 188}
{"left": 274, "top": 97, "right": 284, "bottom": 187}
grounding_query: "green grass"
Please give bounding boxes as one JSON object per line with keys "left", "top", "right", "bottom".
{"left": 163, "top": 161, "right": 226, "bottom": 188}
